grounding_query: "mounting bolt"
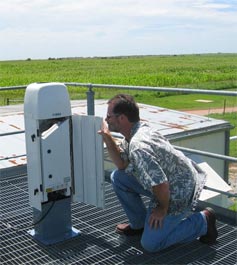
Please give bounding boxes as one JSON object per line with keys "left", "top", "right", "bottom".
{"left": 34, "top": 188, "right": 39, "bottom": 195}
{"left": 31, "top": 134, "right": 36, "bottom": 142}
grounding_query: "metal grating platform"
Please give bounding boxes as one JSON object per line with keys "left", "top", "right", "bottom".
{"left": 1, "top": 175, "right": 237, "bottom": 265}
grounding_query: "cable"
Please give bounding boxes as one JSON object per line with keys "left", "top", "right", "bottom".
{"left": 5, "top": 195, "right": 58, "bottom": 232}
{"left": 32, "top": 200, "right": 56, "bottom": 226}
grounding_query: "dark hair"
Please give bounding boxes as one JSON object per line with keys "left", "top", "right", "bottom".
{"left": 108, "top": 94, "right": 140, "bottom": 122}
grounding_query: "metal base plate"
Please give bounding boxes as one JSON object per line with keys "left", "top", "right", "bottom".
{"left": 28, "top": 227, "right": 80, "bottom": 245}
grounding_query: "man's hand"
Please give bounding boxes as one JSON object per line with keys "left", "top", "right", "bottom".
{"left": 98, "top": 121, "right": 127, "bottom": 170}
{"left": 149, "top": 182, "right": 170, "bottom": 229}
{"left": 98, "top": 120, "right": 111, "bottom": 139}
{"left": 149, "top": 206, "right": 167, "bottom": 229}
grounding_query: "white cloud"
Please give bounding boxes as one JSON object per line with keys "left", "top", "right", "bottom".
{"left": 0, "top": 0, "right": 236, "bottom": 60}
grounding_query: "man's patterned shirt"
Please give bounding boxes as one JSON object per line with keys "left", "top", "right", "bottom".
{"left": 119, "top": 122, "right": 206, "bottom": 215}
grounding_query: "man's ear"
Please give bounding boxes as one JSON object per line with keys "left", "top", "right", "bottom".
{"left": 119, "top": 114, "right": 131, "bottom": 125}
{"left": 118, "top": 114, "right": 126, "bottom": 121}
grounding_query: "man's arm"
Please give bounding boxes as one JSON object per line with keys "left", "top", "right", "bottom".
{"left": 149, "top": 182, "right": 170, "bottom": 229}
{"left": 98, "top": 121, "right": 128, "bottom": 170}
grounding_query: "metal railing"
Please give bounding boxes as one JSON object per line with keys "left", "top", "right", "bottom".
{"left": 0, "top": 83, "right": 237, "bottom": 199}
{"left": 1, "top": 82, "right": 237, "bottom": 115}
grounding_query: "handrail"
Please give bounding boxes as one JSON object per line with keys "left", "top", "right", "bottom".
{"left": 173, "top": 145, "right": 237, "bottom": 163}
{"left": 0, "top": 85, "right": 27, "bottom": 91}
{"left": 0, "top": 154, "right": 25, "bottom": 161}
{"left": 2, "top": 82, "right": 236, "bottom": 116}
{"left": 64, "top": 82, "right": 237, "bottom": 96}
{"left": 1, "top": 82, "right": 237, "bottom": 96}
{"left": 203, "top": 186, "right": 237, "bottom": 198}
{"left": 65, "top": 82, "right": 237, "bottom": 115}
{"left": 0, "top": 131, "right": 25, "bottom": 137}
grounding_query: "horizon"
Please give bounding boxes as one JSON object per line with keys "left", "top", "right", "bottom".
{"left": 1, "top": 52, "right": 236, "bottom": 63}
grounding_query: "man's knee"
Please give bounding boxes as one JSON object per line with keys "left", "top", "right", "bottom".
{"left": 111, "top": 169, "right": 127, "bottom": 182}
{"left": 111, "top": 169, "right": 131, "bottom": 193}
{"left": 110, "top": 169, "right": 125, "bottom": 188}
{"left": 141, "top": 237, "right": 162, "bottom": 253}
{"left": 110, "top": 169, "right": 119, "bottom": 183}
{"left": 141, "top": 231, "right": 166, "bottom": 253}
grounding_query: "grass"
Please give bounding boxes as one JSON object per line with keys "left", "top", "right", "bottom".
{"left": 1, "top": 53, "right": 236, "bottom": 89}
{"left": 1, "top": 54, "right": 237, "bottom": 108}
{"left": 229, "top": 201, "right": 237, "bottom": 211}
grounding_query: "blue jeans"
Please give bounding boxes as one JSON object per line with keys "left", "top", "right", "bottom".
{"left": 111, "top": 169, "right": 207, "bottom": 252}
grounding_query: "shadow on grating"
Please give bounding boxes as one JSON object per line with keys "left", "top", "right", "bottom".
{"left": 0, "top": 175, "right": 236, "bottom": 265}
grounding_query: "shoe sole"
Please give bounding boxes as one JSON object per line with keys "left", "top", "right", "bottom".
{"left": 115, "top": 226, "right": 144, "bottom": 236}
{"left": 200, "top": 207, "right": 218, "bottom": 244}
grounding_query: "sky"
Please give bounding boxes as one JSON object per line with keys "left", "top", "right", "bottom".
{"left": 0, "top": 0, "right": 237, "bottom": 61}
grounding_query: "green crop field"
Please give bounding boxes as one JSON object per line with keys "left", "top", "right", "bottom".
{"left": 0, "top": 53, "right": 237, "bottom": 108}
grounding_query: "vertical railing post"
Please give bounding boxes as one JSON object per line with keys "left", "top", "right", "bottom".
{"left": 86, "top": 83, "right": 95, "bottom": 115}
